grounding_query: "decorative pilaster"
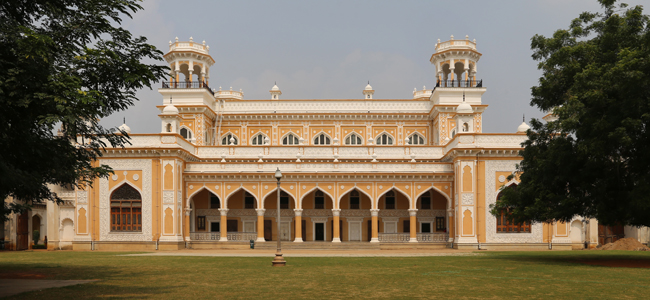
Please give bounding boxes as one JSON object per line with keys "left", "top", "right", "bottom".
{"left": 332, "top": 209, "right": 341, "bottom": 243}
{"left": 256, "top": 209, "right": 266, "bottom": 242}
{"left": 370, "top": 209, "right": 380, "bottom": 243}
{"left": 408, "top": 209, "right": 418, "bottom": 243}
{"left": 184, "top": 208, "right": 192, "bottom": 242}
{"left": 219, "top": 209, "right": 229, "bottom": 242}
{"left": 294, "top": 209, "right": 303, "bottom": 242}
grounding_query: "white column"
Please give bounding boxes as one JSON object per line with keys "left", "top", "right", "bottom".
{"left": 332, "top": 209, "right": 341, "bottom": 243}
{"left": 256, "top": 209, "right": 266, "bottom": 242}
{"left": 218, "top": 208, "right": 228, "bottom": 242}
{"left": 370, "top": 209, "right": 380, "bottom": 243}
{"left": 408, "top": 209, "right": 418, "bottom": 243}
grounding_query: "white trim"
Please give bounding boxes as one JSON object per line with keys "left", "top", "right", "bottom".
{"left": 343, "top": 132, "right": 364, "bottom": 145}
{"left": 311, "top": 219, "right": 328, "bottom": 241}
{"left": 224, "top": 186, "right": 258, "bottom": 209}
{"left": 312, "top": 131, "right": 332, "bottom": 145}
{"left": 374, "top": 131, "right": 395, "bottom": 145}
{"left": 280, "top": 131, "right": 300, "bottom": 145}
{"left": 249, "top": 132, "right": 268, "bottom": 145}
{"left": 299, "top": 186, "right": 335, "bottom": 209}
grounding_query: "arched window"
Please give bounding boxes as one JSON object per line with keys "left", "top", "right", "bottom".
{"left": 462, "top": 123, "right": 469, "bottom": 132}
{"left": 420, "top": 191, "right": 431, "bottom": 209}
{"left": 451, "top": 128, "right": 457, "bottom": 138}
{"left": 385, "top": 191, "right": 395, "bottom": 209}
{"left": 210, "top": 193, "right": 220, "bottom": 209}
{"left": 221, "top": 133, "right": 238, "bottom": 145}
{"left": 166, "top": 123, "right": 172, "bottom": 133}
{"left": 251, "top": 133, "right": 266, "bottom": 145}
{"left": 180, "top": 127, "right": 192, "bottom": 140}
{"left": 280, "top": 191, "right": 290, "bottom": 209}
{"left": 245, "top": 192, "right": 255, "bottom": 209}
{"left": 349, "top": 190, "right": 360, "bottom": 209}
{"left": 345, "top": 133, "right": 363, "bottom": 145}
{"left": 376, "top": 133, "right": 393, "bottom": 145}
{"left": 314, "top": 190, "right": 325, "bottom": 209}
{"left": 110, "top": 184, "right": 142, "bottom": 232}
{"left": 313, "top": 133, "right": 331, "bottom": 145}
{"left": 282, "top": 133, "right": 299, "bottom": 145}
{"left": 496, "top": 185, "right": 531, "bottom": 233}
{"left": 408, "top": 133, "right": 425, "bottom": 145}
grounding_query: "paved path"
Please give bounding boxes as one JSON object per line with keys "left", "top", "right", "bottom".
{"left": 0, "top": 279, "right": 97, "bottom": 298}
{"left": 123, "top": 249, "right": 478, "bottom": 257}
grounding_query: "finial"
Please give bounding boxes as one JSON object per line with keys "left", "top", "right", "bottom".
{"left": 175, "top": 37, "right": 178, "bottom": 42}
{"left": 189, "top": 36, "right": 193, "bottom": 42}
{"left": 465, "top": 35, "right": 469, "bottom": 40}
{"left": 170, "top": 96, "right": 172, "bottom": 104}
{"left": 169, "top": 40, "right": 172, "bottom": 46}
{"left": 368, "top": 80, "right": 370, "bottom": 84}
{"left": 523, "top": 114, "right": 525, "bottom": 122}
{"left": 463, "top": 91, "right": 465, "bottom": 102}
{"left": 202, "top": 40, "right": 206, "bottom": 45}
{"left": 275, "top": 81, "right": 276, "bottom": 85}
{"left": 123, "top": 117, "right": 125, "bottom": 124}
{"left": 450, "top": 34, "right": 454, "bottom": 40}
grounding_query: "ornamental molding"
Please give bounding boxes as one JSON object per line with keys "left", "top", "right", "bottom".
{"left": 76, "top": 190, "right": 88, "bottom": 204}
{"left": 461, "top": 193, "right": 474, "bottom": 205}
{"left": 99, "top": 159, "right": 152, "bottom": 242}
{"left": 163, "top": 191, "right": 174, "bottom": 204}
{"left": 485, "top": 160, "right": 542, "bottom": 243}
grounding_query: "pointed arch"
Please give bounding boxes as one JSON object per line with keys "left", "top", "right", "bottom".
{"left": 250, "top": 132, "right": 268, "bottom": 145}
{"left": 312, "top": 131, "right": 332, "bottom": 145}
{"left": 375, "top": 131, "right": 394, "bottom": 145}
{"left": 408, "top": 132, "right": 426, "bottom": 145}
{"left": 337, "top": 186, "right": 374, "bottom": 209}
{"left": 343, "top": 132, "right": 364, "bottom": 145}
{"left": 299, "top": 186, "right": 335, "bottom": 209}
{"left": 187, "top": 186, "right": 222, "bottom": 208}
{"left": 179, "top": 126, "right": 193, "bottom": 140}
{"left": 281, "top": 131, "right": 300, "bottom": 145}
{"left": 224, "top": 186, "right": 258, "bottom": 209}
{"left": 261, "top": 186, "right": 296, "bottom": 208}
{"left": 220, "top": 132, "right": 239, "bottom": 145}
{"left": 109, "top": 180, "right": 142, "bottom": 197}
{"left": 376, "top": 186, "right": 412, "bottom": 209}
{"left": 414, "top": 185, "right": 452, "bottom": 210}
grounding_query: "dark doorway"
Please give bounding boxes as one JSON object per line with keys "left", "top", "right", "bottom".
{"left": 264, "top": 220, "right": 272, "bottom": 241}
{"left": 315, "top": 223, "right": 325, "bottom": 241}
{"left": 210, "top": 222, "right": 219, "bottom": 232}
{"left": 226, "top": 220, "right": 238, "bottom": 232}
{"left": 302, "top": 220, "right": 306, "bottom": 241}
{"left": 17, "top": 213, "right": 29, "bottom": 250}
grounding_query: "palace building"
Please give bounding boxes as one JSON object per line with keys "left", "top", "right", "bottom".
{"left": 4, "top": 35, "right": 648, "bottom": 251}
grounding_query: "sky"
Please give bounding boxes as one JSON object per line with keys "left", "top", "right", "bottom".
{"left": 103, "top": 0, "right": 646, "bottom": 135}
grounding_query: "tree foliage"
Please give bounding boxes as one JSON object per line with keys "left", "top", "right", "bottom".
{"left": 491, "top": 0, "right": 650, "bottom": 227}
{"left": 0, "top": 0, "right": 167, "bottom": 221}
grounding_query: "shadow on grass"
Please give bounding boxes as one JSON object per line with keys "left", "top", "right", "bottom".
{"left": 478, "top": 250, "right": 650, "bottom": 268}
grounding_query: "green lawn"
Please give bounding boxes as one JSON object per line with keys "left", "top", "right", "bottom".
{"left": 1, "top": 251, "right": 649, "bottom": 299}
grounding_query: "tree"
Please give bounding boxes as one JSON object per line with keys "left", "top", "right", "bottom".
{"left": 491, "top": 0, "right": 650, "bottom": 227}
{"left": 0, "top": 0, "right": 167, "bottom": 221}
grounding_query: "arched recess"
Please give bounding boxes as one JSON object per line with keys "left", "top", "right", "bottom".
{"left": 408, "top": 132, "right": 426, "bottom": 145}
{"left": 338, "top": 187, "right": 373, "bottom": 209}
{"left": 110, "top": 183, "right": 143, "bottom": 232}
{"left": 281, "top": 131, "right": 300, "bottom": 145}
{"left": 376, "top": 186, "right": 412, "bottom": 209}
{"left": 188, "top": 187, "right": 222, "bottom": 209}
{"left": 375, "top": 132, "right": 395, "bottom": 145}
{"left": 570, "top": 220, "right": 583, "bottom": 244}
{"left": 224, "top": 186, "right": 258, "bottom": 209}
{"left": 250, "top": 132, "right": 268, "bottom": 145}
{"left": 179, "top": 126, "right": 193, "bottom": 140}
{"left": 32, "top": 214, "right": 42, "bottom": 239}
{"left": 299, "top": 187, "right": 335, "bottom": 209}
{"left": 262, "top": 187, "right": 296, "bottom": 209}
{"left": 313, "top": 132, "right": 332, "bottom": 145}
{"left": 220, "top": 132, "right": 239, "bottom": 145}
{"left": 337, "top": 185, "right": 374, "bottom": 209}
{"left": 61, "top": 218, "right": 74, "bottom": 241}
{"left": 343, "top": 132, "right": 363, "bottom": 145}
{"left": 414, "top": 186, "right": 452, "bottom": 210}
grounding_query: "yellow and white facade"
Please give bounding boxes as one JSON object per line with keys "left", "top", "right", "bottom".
{"left": 11, "top": 35, "right": 647, "bottom": 251}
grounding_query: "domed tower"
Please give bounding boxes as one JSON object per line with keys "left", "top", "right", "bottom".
{"left": 159, "top": 37, "right": 219, "bottom": 145}
{"left": 363, "top": 82, "right": 374, "bottom": 99}
{"left": 270, "top": 83, "right": 282, "bottom": 100}
{"left": 429, "top": 35, "right": 487, "bottom": 144}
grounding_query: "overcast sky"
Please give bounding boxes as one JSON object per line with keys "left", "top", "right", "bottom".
{"left": 103, "top": 0, "right": 645, "bottom": 135}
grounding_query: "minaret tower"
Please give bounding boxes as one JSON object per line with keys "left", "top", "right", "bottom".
{"left": 429, "top": 35, "right": 486, "bottom": 145}
{"left": 363, "top": 82, "right": 374, "bottom": 99}
{"left": 159, "top": 37, "right": 219, "bottom": 146}
{"left": 270, "top": 83, "right": 282, "bottom": 100}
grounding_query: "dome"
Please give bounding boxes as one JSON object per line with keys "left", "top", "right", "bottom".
{"left": 364, "top": 83, "right": 373, "bottom": 90}
{"left": 271, "top": 84, "right": 280, "bottom": 91}
{"left": 456, "top": 102, "right": 473, "bottom": 114}
{"left": 118, "top": 123, "right": 131, "bottom": 134}
{"left": 517, "top": 121, "right": 530, "bottom": 133}
{"left": 162, "top": 104, "right": 179, "bottom": 114}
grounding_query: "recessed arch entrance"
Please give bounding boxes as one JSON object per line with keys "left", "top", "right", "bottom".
{"left": 263, "top": 189, "right": 296, "bottom": 241}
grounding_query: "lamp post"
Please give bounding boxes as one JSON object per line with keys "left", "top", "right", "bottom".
{"left": 272, "top": 167, "right": 286, "bottom": 266}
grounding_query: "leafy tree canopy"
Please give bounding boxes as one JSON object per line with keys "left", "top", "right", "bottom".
{"left": 0, "top": 0, "right": 167, "bottom": 221}
{"left": 491, "top": 0, "right": 650, "bottom": 227}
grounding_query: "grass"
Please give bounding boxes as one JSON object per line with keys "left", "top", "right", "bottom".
{"left": 1, "top": 250, "right": 650, "bottom": 299}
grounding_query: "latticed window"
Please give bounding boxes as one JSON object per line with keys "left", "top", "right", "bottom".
{"left": 313, "top": 133, "right": 331, "bottom": 145}
{"left": 436, "top": 217, "right": 446, "bottom": 232}
{"left": 282, "top": 134, "right": 299, "bottom": 145}
{"left": 314, "top": 190, "right": 325, "bottom": 209}
{"left": 345, "top": 133, "right": 363, "bottom": 145}
{"left": 350, "top": 190, "right": 360, "bottom": 209}
{"left": 409, "top": 133, "right": 425, "bottom": 145}
{"left": 280, "top": 191, "right": 290, "bottom": 209}
{"left": 496, "top": 185, "right": 531, "bottom": 233}
{"left": 245, "top": 193, "right": 255, "bottom": 209}
{"left": 420, "top": 192, "right": 431, "bottom": 209}
{"left": 251, "top": 133, "right": 266, "bottom": 145}
{"left": 110, "top": 184, "right": 142, "bottom": 232}
{"left": 385, "top": 191, "right": 395, "bottom": 209}
{"left": 221, "top": 133, "right": 238, "bottom": 145}
{"left": 376, "top": 133, "right": 393, "bottom": 145}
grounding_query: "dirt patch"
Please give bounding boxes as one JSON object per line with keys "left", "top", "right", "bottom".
{"left": 0, "top": 271, "right": 51, "bottom": 279}
{"left": 598, "top": 238, "right": 650, "bottom": 251}
{"left": 578, "top": 259, "right": 650, "bottom": 268}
